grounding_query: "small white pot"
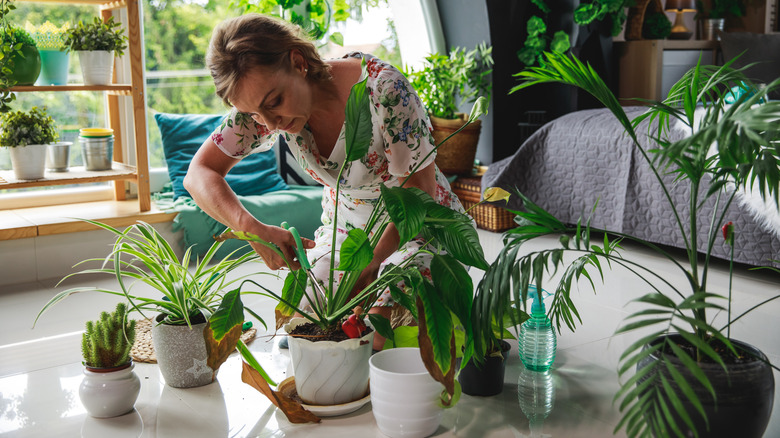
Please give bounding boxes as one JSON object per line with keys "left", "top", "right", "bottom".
{"left": 77, "top": 50, "right": 114, "bottom": 85}
{"left": 285, "top": 317, "right": 374, "bottom": 406}
{"left": 369, "top": 348, "right": 444, "bottom": 438}
{"left": 9, "top": 144, "right": 48, "bottom": 180}
{"left": 79, "top": 362, "right": 141, "bottom": 418}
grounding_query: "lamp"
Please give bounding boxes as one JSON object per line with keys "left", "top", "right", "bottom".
{"left": 665, "top": 0, "right": 697, "bottom": 40}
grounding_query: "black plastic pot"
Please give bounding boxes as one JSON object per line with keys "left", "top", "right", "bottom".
{"left": 637, "top": 334, "right": 774, "bottom": 438}
{"left": 458, "top": 340, "right": 511, "bottom": 396}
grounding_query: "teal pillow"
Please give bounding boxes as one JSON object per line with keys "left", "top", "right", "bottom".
{"left": 154, "top": 113, "right": 288, "bottom": 200}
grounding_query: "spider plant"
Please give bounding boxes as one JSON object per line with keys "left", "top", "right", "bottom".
{"left": 476, "top": 51, "right": 780, "bottom": 437}
{"left": 33, "top": 219, "right": 268, "bottom": 328}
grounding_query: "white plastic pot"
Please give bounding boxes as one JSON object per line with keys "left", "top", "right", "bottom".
{"left": 369, "top": 348, "right": 444, "bottom": 438}
{"left": 9, "top": 144, "right": 48, "bottom": 180}
{"left": 77, "top": 50, "right": 114, "bottom": 85}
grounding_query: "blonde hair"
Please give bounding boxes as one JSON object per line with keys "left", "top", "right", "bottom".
{"left": 206, "top": 13, "right": 332, "bottom": 106}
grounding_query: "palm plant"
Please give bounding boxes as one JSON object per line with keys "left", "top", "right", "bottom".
{"left": 477, "top": 51, "right": 780, "bottom": 437}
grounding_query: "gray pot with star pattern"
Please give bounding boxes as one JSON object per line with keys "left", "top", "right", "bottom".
{"left": 151, "top": 313, "right": 217, "bottom": 388}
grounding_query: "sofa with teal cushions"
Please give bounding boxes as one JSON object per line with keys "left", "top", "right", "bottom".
{"left": 154, "top": 112, "right": 323, "bottom": 259}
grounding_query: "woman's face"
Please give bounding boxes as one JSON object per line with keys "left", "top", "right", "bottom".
{"left": 231, "top": 60, "right": 311, "bottom": 134}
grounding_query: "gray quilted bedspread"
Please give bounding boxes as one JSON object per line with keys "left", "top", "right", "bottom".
{"left": 483, "top": 107, "right": 780, "bottom": 268}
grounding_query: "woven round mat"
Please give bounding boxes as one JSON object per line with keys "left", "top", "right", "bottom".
{"left": 131, "top": 318, "right": 257, "bottom": 364}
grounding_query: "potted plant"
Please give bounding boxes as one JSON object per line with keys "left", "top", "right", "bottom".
{"left": 34, "top": 220, "right": 269, "bottom": 389}
{"left": 27, "top": 21, "right": 70, "bottom": 85}
{"left": 205, "top": 70, "right": 501, "bottom": 424}
{"left": 63, "top": 16, "right": 127, "bottom": 85}
{"left": 0, "top": 25, "right": 40, "bottom": 86}
{"left": 78, "top": 302, "right": 140, "bottom": 418}
{"left": 695, "top": 0, "right": 746, "bottom": 39}
{"left": 0, "top": 106, "right": 58, "bottom": 180}
{"left": 405, "top": 43, "right": 493, "bottom": 175}
{"left": 496, "top": 52, "right": 779, "bottom": 437}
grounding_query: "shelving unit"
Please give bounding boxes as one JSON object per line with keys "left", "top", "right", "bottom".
{"left": 615, "top": 40, "right": 719, "bottom": 102}
{"left": 3, "top": 0, "right": 151, "bottom": 212}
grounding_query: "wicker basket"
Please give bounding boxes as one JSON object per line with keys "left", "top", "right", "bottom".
{"left": 431, "top": 114, "right": 481, "bottom": 176}
{"left": 451, "top": 176, "right": 516, "bottom": 233}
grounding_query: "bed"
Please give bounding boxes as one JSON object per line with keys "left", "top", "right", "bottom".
{"left": 482, "top": 106, "right": 780, "bottom": 268}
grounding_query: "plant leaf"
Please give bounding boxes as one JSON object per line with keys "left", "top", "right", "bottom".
{"left": 336, "top": 228, "right": 373, "bottom": 271}
{"left": 241, "top": 361, "right": 321, "bottom": 424}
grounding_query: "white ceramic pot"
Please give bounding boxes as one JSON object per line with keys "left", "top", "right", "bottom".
{"left": 79, "top": 362, "right": 141, "bottom": 418}
{"left": 285, "top": 317, "right": 374, "bottom": 406}
{"left": 77, "top": 50, "right": 114, "bottom": 85}
{"left": 9, "top": 144, "right": 48, "bottom": 180}
{"left": 369, "top": 348, "right": 444, "bottom": 438}
{"left": 151, "top": 314, "right": 217, "bottom": 388}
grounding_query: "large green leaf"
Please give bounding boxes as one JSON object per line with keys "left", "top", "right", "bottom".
{"left": 424, "top": 203, "right": 488, "bottom": 270}
{"left": 336, "top": 228, "right": 373, "bottom": 271}
{"left": 382, "top": 185, "right": 427, "bottom": 247}
{"left": 344, "top": 61, "right": 372, "bottom": 162}
{"left": 417, "top": 282, "right": 453, "bottom": 376}
{"left": 275, "top": 270, "right": 307, "bottom": 329}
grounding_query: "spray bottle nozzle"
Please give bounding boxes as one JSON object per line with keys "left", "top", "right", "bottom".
{"left": 527, "top": 285, "right": 551, "bottom": 314}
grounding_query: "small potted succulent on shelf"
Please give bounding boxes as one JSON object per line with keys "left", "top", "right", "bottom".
{"left": 405, "top": 44, "right": 493, "bottom": 175}
{"left": 0, "top": 106, "right": 58, "bottom": 180}
{"left": 78, "top": 302, "right": 141, "bottom": 418}
{"left": 35, "top": 220, "right": 269, "bottom": 389}
{"left": 63, "top": 16, "right": 127, "bottom": 85}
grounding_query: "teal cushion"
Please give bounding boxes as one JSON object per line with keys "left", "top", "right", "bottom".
{"left": 170, "top": 186, "right": 324, "bottom": 258}
{"left": 154, "top": 113, "right": 288, "bottom": 200}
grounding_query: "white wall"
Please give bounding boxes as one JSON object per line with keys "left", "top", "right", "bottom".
{"left": 0, "top": 222, "right": 183, "bottom": 290}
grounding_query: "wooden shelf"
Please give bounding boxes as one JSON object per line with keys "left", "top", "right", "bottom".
{"left": 0, "top": 163, "right": 137, "bottom": 189}
{"left": 18, "top": 0, "right": 128, "bottom": 9}
{"left": 9, "top": 84, "right": 133, "bottom": 95}
{"left": 6, "top": 0, "right": 151, "bottom": 212}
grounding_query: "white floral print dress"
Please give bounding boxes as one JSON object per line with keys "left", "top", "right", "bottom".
{"left": 210, "top": 52, "right": 467, "bottom": 306}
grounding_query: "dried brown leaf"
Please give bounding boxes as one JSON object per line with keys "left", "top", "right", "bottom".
{"left": 241, "top": 361, "right": 321, "bottom": 424}
{"left": 204, "top": 322, "right": 242, "bottom": 378}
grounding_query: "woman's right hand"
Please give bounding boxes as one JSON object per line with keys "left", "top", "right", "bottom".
{"left": 247, "top": 223, "right": 316, "bottom": 270}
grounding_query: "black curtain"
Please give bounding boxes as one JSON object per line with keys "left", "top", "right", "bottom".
{"left": 485, "top": 0, "right": 617, "bottom": 162}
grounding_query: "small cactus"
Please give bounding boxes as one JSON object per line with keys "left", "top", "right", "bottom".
{"left": 81, "top": 302, "right": 136, "bottom": 368}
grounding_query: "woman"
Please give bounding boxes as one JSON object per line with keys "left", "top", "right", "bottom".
{"left": 184, "top": 13, "right": 467, "bottom": 349}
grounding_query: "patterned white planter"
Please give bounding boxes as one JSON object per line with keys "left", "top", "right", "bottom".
{"left": 285, "top": 316, "right": 374, "bottom": 406}
{"left": 79, "top": 362, "right": 141, "bottom": 418}
{"left": 151, "top": 314, "right": 217, "bottom": 388}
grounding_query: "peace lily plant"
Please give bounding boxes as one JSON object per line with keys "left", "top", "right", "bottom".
{"left": 206, "top": 64, "right": 509, "bottom": 420}
{"left": 483, "top": 52, "right": 780, "bottom": 437}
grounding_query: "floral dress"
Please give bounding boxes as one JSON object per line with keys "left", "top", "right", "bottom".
{"left": 210, "top": 52, "right": 466, "bottom": 306}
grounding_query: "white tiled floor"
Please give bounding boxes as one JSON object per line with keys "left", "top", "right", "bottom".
{"left": 1, "top": 229, "right": 779, "bottom": 437}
